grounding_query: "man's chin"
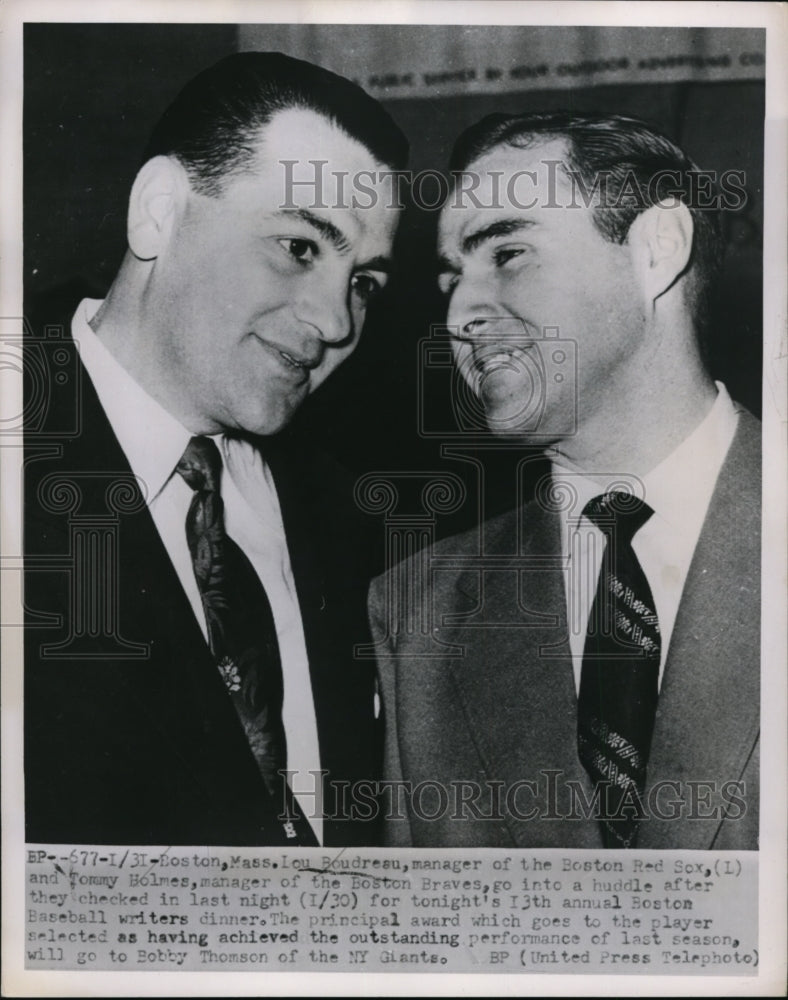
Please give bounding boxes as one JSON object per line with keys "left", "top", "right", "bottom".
{"left": 238, "top": 404, "right": 301, "bottom": 439}
{"left": 481, "top": 399, "right": 540, "bottom": 436}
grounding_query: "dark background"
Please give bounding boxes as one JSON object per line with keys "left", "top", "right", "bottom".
{"left": 24, "top": 24, "right": 764, "bottom": 538}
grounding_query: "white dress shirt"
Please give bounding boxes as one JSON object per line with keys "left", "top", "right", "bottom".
{"left": 72, "top": 298, "right": 323, "bottom": 843}
{"left": 550, "top": 382, "right": 739, "bottom": 693}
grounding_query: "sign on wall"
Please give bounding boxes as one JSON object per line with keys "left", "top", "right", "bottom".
{"left": 239, "top": 24, "right": 765, "bottom": 100}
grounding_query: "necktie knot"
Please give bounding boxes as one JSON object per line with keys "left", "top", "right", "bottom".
{"left": 177, "top": 436, "right": 222, "bottom": 494}
{"left": 583, "top": 492, "right": 654, "bottom": 541}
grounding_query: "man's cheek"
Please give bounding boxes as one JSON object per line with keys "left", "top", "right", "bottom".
{"left": 450, "top": 343, "right": 470, "bottom": 369}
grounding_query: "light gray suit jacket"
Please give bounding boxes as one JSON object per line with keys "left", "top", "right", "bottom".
{"left": 370, "top": 409, "right": 760, "bottom": 849}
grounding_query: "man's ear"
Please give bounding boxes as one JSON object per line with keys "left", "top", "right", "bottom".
{"left": 127, "top": 156, "right": 186, "bottom": 261}
{"left": 629, "top": 199, "right": 693, "bottom": 307}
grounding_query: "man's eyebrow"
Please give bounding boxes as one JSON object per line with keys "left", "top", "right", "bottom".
{"left": 462, "top": 218, "right": 537, "bottom": 255}
{"left": 357, "top": 254, "right": 392, "bottom": 275}
{"left": 436, "top": 254, "right": 459, "bottom": 276}
{"left": 273, "top": 208, "right": 351, "bottom": 253}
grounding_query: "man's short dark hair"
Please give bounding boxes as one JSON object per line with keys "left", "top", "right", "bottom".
{"left": 449, "top": 111, "right": 724, "bottom": 333}
{"left": 143, "top": 51, "right": 408, "bottom": 194}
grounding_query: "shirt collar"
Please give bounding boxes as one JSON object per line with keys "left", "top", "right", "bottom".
{"left": 72, "top": 298, "right": 195, "bottom": 504}
{"left": 641, "top": 381, "right": 738, "bottom": 535}
{"left": 550, "top": 381, "right": 739, "bottom": 541}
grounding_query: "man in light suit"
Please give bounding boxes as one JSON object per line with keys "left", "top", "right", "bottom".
{"left": 24, "top": 52, "right": 406, "bottom": 846}
{"left": 371, "top": 112, "right": 759, "bottom": 849}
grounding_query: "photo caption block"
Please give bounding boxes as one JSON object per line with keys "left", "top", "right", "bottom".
{"left": 25, "top": 846, "right": 757, "bottom": 974}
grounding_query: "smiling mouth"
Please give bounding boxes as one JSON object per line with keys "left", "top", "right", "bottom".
{"left": 472, "top": 343, "right": 536, "bottom": 373}
{"left": 253, "top": 335, "right": 321, "bottom": 377}
{"left": 278, "top": 349, "right": 312, "bottom": 371}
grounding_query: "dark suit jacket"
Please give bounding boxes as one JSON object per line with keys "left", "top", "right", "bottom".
{"left": 371, "top": 408, "right": 760, "bottom": 849}
{"left": 24, "top": 321, "right": 380, "bottom": 846}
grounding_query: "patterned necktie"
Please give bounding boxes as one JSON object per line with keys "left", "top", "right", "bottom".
{"left": 577, "top": 491, "right": 661, "bottom": 848}
{"left": 177, "top": 436, "right": 312, "bottom": 842}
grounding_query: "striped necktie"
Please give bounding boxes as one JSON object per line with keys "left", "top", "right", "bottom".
{"left": 577, "top": 491, "right": 660, "bottom": 848}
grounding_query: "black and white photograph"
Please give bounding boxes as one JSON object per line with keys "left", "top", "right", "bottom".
{"left": 2, "top": 1, "right": 785, "bottom": 994}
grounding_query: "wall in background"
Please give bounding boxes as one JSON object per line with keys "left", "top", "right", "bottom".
{"left": 239, "top": 23, "right": 766, "bottom": 99}
{"left": 25, "top": 24, "right": 238, "bottom": 296}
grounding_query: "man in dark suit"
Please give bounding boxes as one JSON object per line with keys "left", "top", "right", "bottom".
{"left": 371, "top": 112, "right": 759, "bottom": 850}
{"left": 24, "top": 52, "right": 407, "bottom": 846}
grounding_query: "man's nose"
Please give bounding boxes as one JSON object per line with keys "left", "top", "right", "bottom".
{"left": 297, "top": 271, "right": 353, "bottom": 345}
{"left": 446, "top": 276, "right": 500, "bottom": 340}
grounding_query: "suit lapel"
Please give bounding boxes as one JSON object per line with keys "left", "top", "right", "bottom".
{"left": 449, "top": 502, "right": 601, "bottom": 847}
{"left": 641, "top": 414, "right": 761, "bottom": 848}
{"left": 53, "top": 352, "right": 278, "bottom": 821}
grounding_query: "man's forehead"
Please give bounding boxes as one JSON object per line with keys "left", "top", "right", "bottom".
{"left": 440, "top": 136, "right": 576, "bottom": 244}
{"left": 451, "top": 136, "right": 571, "bottom": 199}
{"left": 256, "top": 106, "right": 377, "bottom": 168}
{"left": 210, "top": 107, "right": 400, "bottom": 247}
{"left": 469, "top": 135, "right": 570, "bottom": 174}
{"left": 223, "top": 106, "right": 390, "bottom": 203}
